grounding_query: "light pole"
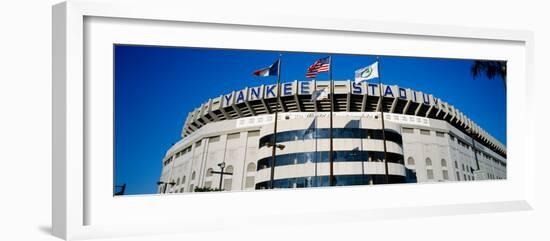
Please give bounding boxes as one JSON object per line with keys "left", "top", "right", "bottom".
{"left": 210, "top": 162, "right": 234, "bottom": 190}
{"left": 466, "top": 128, "right": 481, "bottom": 179}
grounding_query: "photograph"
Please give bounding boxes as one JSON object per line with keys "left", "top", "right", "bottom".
{"left": 3, "top": 0, "right": 547, "bottom": 240}
{"left": 113, "top": 45, "right": 507, "bottom": 195}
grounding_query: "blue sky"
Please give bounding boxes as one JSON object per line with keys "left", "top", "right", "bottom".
{"left": 114, "top": 45, "right": 506, "bottom": 195}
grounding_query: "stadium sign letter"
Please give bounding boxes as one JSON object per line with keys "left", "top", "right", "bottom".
{"left": 422, "top": 93, "right": 431, "bottom": 105}
{"left": 300, "top": 81, "right": 310, "bottom": 94}
{"left": 398, "top": 87, "right": 407, "bottom": 99}
{"left": 250, "top": 87, "right": 261, "bottom": 100}
{"left": 368, "top": 83, "right": 378, "bottom": 96}
{"left": 265, "top": 85, "right": 276, "bottom": 98}
{"left": 384, "top": 85, "right": 394, "bottom": 97}
{"left": 224, "top": 93, "right": 233, "bottom": 106}
{"left": 236, "top": 90, "right": 245, "bottom": 103}
{"left": 283, "top": 83, "right": 292, "bottom": 96}
{"left": 352, "top": 82, "right": 362, "bottom": 94}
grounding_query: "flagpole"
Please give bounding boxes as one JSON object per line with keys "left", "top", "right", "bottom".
{"left": 329, "top": 56, "right": 335, "bottom": 186}
{"left": 314, "top": 81, "right": 319, "bottom": 187}
{"left": 269, "top": 55, "right": 282, "bottom": 189}
{"left": 376, "top": 56, "right": 390, "bottom": 184}
{"left": 360, "top": 117, "right": 366, "bottom": 184}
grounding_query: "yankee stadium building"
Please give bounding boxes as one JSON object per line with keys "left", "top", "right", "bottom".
{"left": 157, "top": 80, "right": 506, "bottom": 193}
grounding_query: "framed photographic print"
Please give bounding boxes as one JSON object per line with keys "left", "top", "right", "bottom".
{"left": 53, "top": 0, "right": 535, "bottom": 240}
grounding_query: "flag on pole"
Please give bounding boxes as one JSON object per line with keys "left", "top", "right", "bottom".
{"left": 354, "top": 61, "right": 379, "bottom": 84}
{"left": 306, "top": 57, "right": 331, "bottom": 78}
{"left": 310, "top": 88, "right": 329, "bottom": 102}
{"left": 253, "top": 59, "right": 279, "bottom": 76}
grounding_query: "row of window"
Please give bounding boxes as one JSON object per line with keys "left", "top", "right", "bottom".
{"left": 257, "top": 151, "right": 404, "bottom": 170}
{"left": 478, "top": 151, "right": 506, "bottom": 167}
{"left": 457, "top": 139, "right": 472, "bottom": 150}
{"left": 259, "top": 128, "right": 403, "bottom": 148}
{"left": 409, "top": 167, "right": 477, "bottom": 181}
{"left": 450, "top": 134, "right": 506, "bottom": 167}
{"left": 163, "top": 131, "right": 259, "bottom": 167}
{"left": 409, "top": 127, "right": 504, "bottom": 166}
{"left": 402, "top": 127, "right": 446, "bottom": 137}
{"left": 422, "top": 169, "right": 449, "bottom": 180}
{"left": 162, "top": 156, "right": 173, "bottom": 167}
{"left": 174, "top": 146, "right": 192, "bottom": 159}
{"left": 487, "top": 173, "right": 503, "bottom": 180}
{"left": 165, "top": 162, "right": 258, "bottom": 193}
{"left": 406, "top": 157, "right": 448, "bottom": 167}
{"left": 255, "top": 174, "right": 406, "bottom": 189}
{"left": 407, "top": 157, "right": 480, "bottom": 181}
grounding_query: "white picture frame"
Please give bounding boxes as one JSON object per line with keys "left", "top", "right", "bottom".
{"left": 52, "top": 0, "right": 535, "bottom": 240}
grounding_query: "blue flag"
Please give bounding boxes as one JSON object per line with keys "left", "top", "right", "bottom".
{"left": 253, "top": 59, "right": 279, "bottom": 77}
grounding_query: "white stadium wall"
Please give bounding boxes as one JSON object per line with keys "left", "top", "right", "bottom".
{"left": 158, "top": 80, "right": 506, "bottom": 193}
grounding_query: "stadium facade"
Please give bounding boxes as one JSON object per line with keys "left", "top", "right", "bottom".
{"left": 157, "top": 80, "right": 506, "bottom": 193}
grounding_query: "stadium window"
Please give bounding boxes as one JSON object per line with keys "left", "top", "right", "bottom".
{"left": 190, "top": 184, "right": 194, "bottom": 192}
{"left": 224, "top": 179, "right": 233, "bottom": 191}
{"left": 425, "top": 158, "right": 432, "bottom": 166}
{"left": 442, "top": 170, "right": 449, "bottom": 180}
{"left": 227, "top": 133, "right": 240, "bottom": 140}
{"left": 182, "top": 176, "right": 186, "bottom": 184}
{"left": 176, "top": 178, "right": 180, "bottom": 185}
{"left": 180, "top": 188, "right": 184, "bottom": 192}
{"left": 402, "top": 127, "right": 414, "bottom": 134}
{"left": 436, "top": 131, "right": 445, "bottom": 137}
{"left": 206, "top": 168, "right": 213, "bottom": 177}
{"left": 427, "top": 169, "right": 434, "bottom": 179}
{"left": 420, "top": 129, "right": 431, "bottom": 135}
{"left": 454, "top": 160, "right": 458, "bottom": 168}
{"left": 192, "top": 171, "right": 196, "bottom": 180}
{"left": 441, "top": 159, "right": 447, "bottom": 167}
{"left": 226, "top": 165, "right": 234, "bottom": 173}
{"left": 245, "top": 176, "right": 255, "bottom": 189}
{"left": 464, "top": 174, "right": 467, "bottom": 180}
{"left": 248, "top": 130, "right": 260, "bottom": 137}
{"left": 247, "top": 163, "right": 256, "bottom": 172}
{"left": 462, "top": 164, "right": 465, "bottom": 171}
{"left": 407, "top": 157, "right": 415, "bottom": 165}
{"left": 209, "top": 136, "right": 220, "bottom": 142}
{"left": 456, "top": 171, "right": 461, "bottom": 181}
{"left": 223, "top": 166, "right": 234, "bottom": 191}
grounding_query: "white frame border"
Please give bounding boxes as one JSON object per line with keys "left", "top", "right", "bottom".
{"left": 52, "top": 0, "right": 535, "bottom": 240}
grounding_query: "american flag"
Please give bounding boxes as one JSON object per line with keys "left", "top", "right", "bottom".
{"left": 305, "top": 56, "right": 331, "bottom": 78}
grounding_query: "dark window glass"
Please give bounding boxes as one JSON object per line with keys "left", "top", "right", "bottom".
{"left": 256, "top": 150, "right": 404, "bottom": 171}
{"left": 420, "top": 129, "right": 430, "bottom": 135}
{"left": 255, "top": 174, "right": 406, "bottom": 189}
{"left": 259, "top": 128, "right": 403, "bottom": 148}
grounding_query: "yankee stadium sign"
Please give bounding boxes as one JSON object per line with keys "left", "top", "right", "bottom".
{"left": 220, "top": 80, "right": 441, "bottom": 108}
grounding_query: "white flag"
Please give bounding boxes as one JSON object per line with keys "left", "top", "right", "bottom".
{"left": 310, "top": 88, "right": 329, "bottom": 102}
{"left": 354, "top": 61, "right": 379, "bottom": 84}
